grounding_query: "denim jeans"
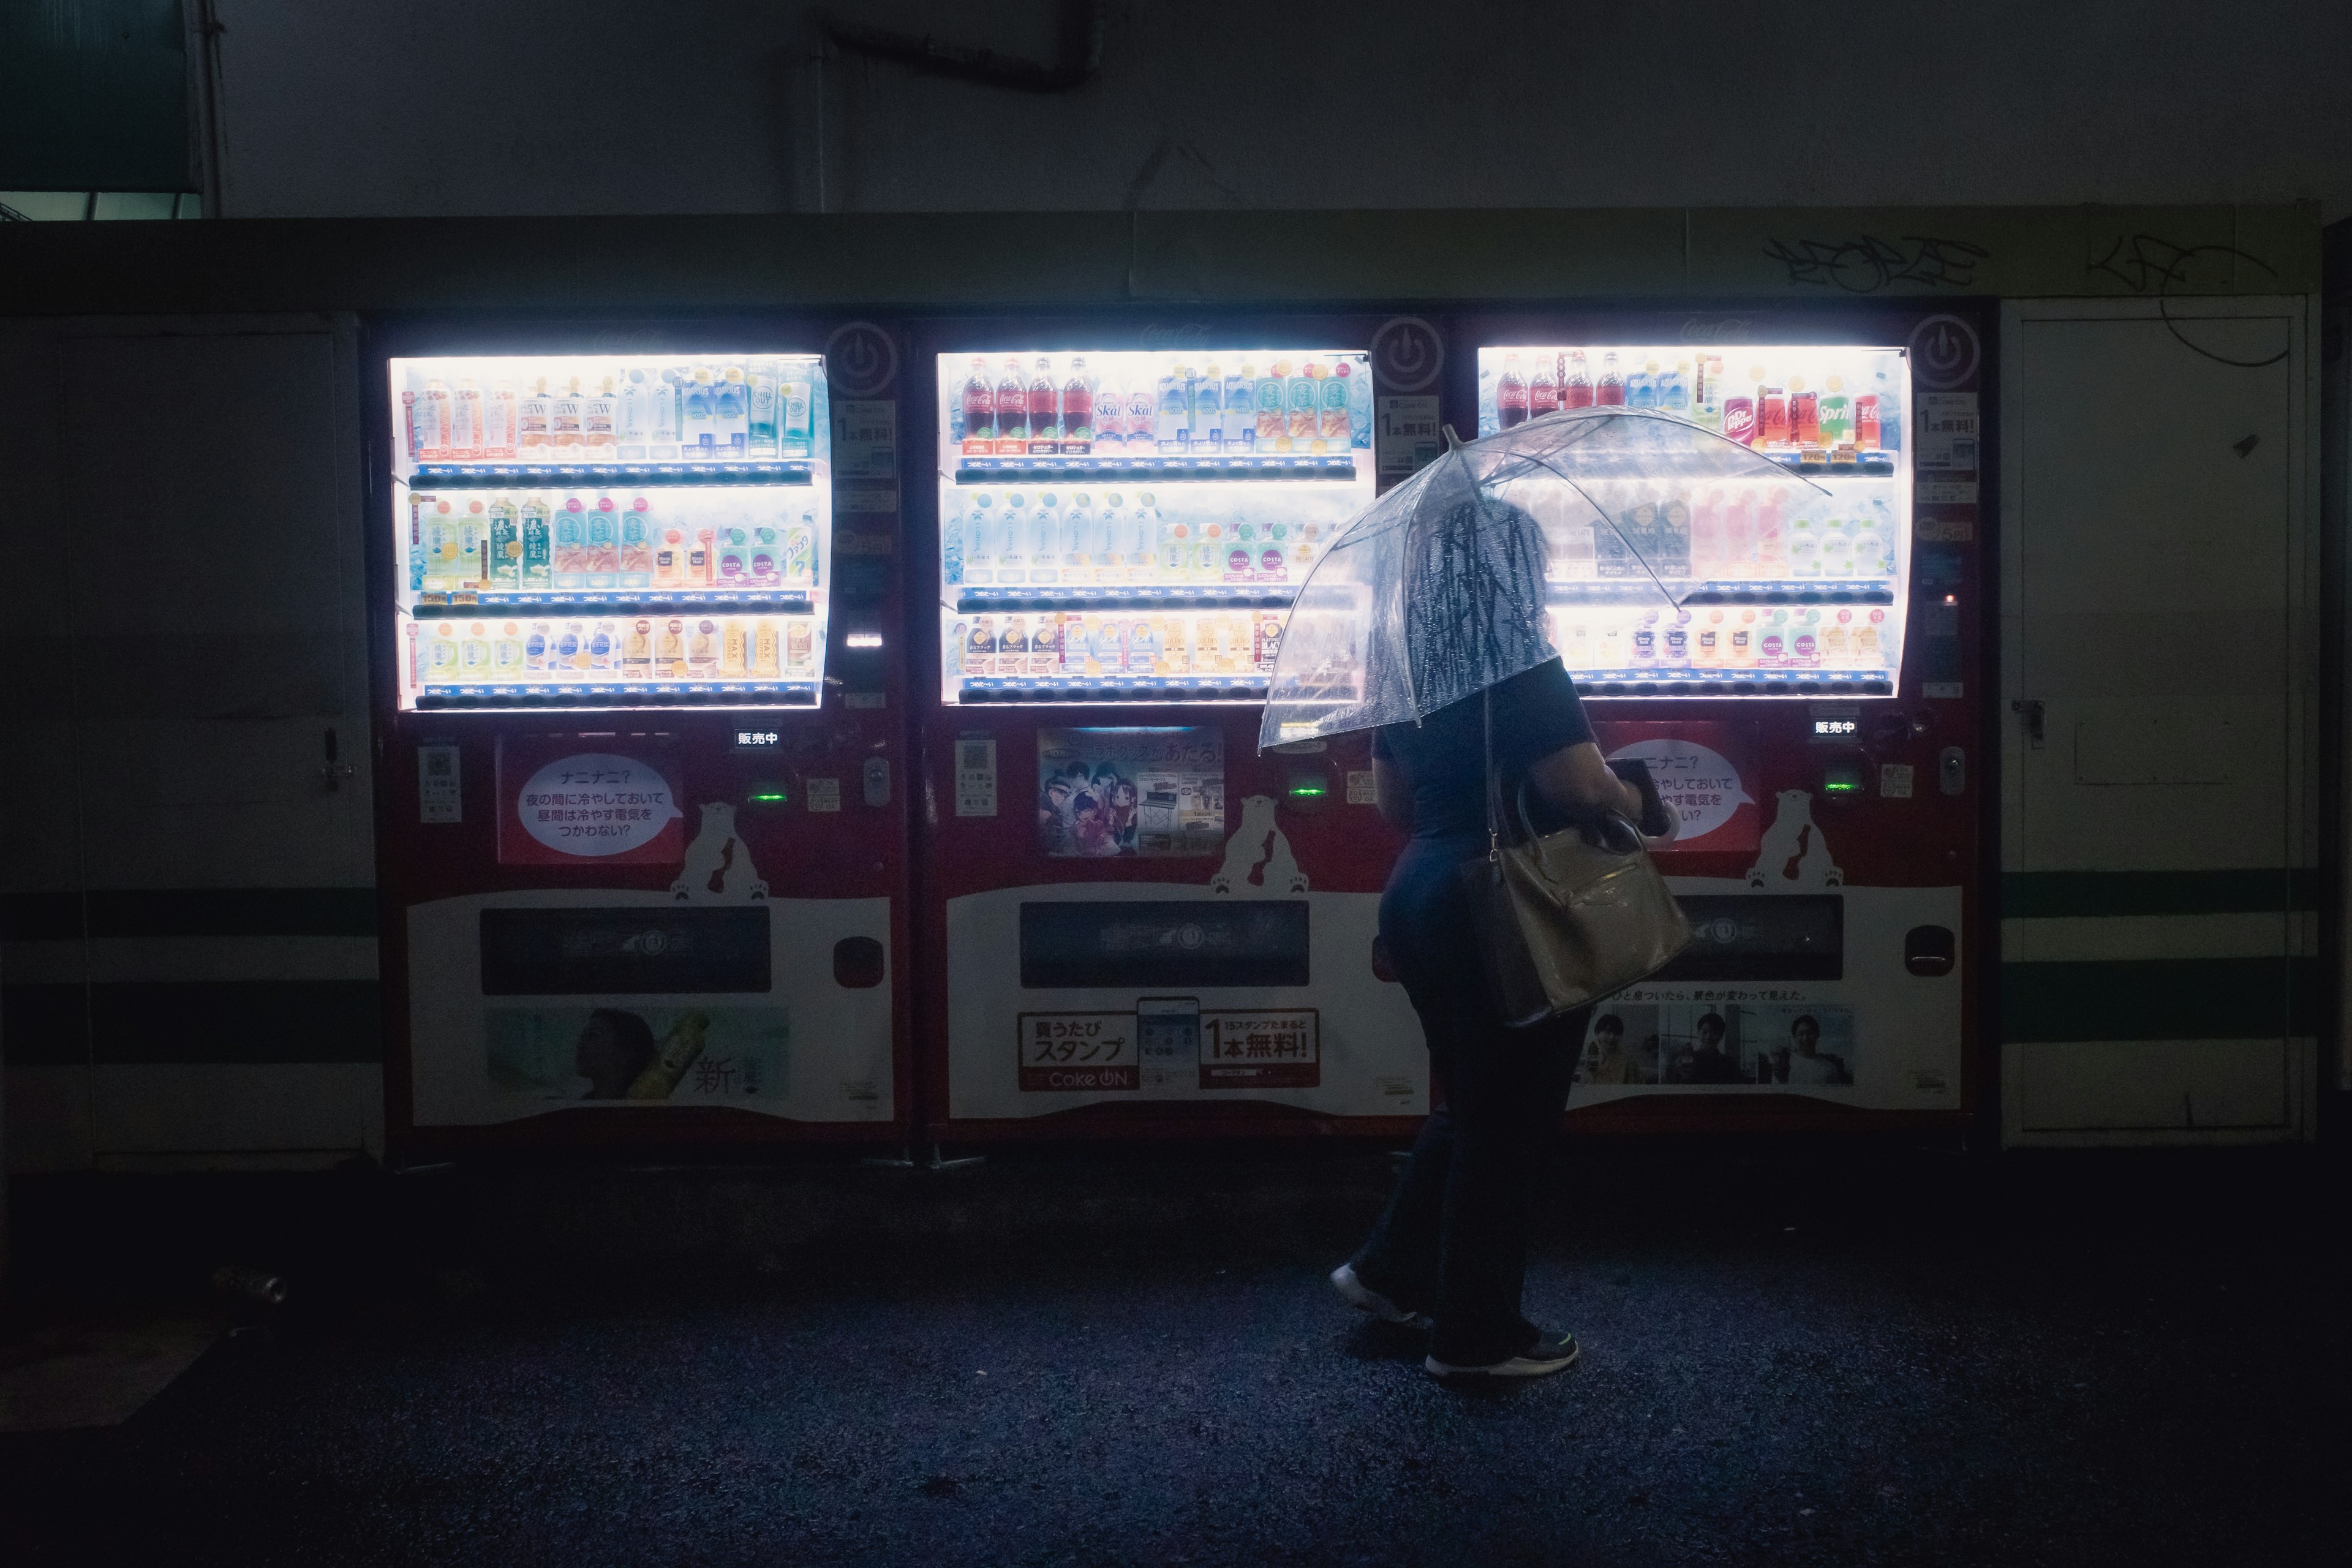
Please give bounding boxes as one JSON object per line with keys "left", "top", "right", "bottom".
{"left": 1352, "top": 836, "right": 1586, "bottom": 1366}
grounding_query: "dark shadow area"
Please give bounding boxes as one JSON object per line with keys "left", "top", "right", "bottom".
{"left": 2, "top": 1140, "right": 2343, "bottom": 1566}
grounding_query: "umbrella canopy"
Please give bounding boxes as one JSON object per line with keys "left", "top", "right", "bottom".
{"left": 1259, "top": 407, "right": 1830, "bottom": 748}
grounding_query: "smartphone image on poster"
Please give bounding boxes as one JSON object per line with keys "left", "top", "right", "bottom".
{"left": 1136, "top": 995, "right": 1200, "bottom": 1088}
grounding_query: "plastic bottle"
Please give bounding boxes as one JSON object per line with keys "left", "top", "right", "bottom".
{"left": 551, "top": 377, "right": 584, "bottom": 451}
{"left": 458, "top": 499, "right": 490, "bottom": 586}
{"left": 1758, "top": 377, "right": 1789, "bottom": 447}
{"left": 1257, "top": 363, "right": 1288, "bottom": 450}
{"left": 943, "top": 495, "right": 966, "bottom": 586}
{"left": 780, "top": 367, "right": 813, "bottom": 456}
{"left": 753, "top": 619, "right": 780, "bottom": 677}
{"left": 483, "top": 496, "right": 520, "bottom": 589}
{"left": 962, "top": 358, "right": 995, "bottom": 453}
{"left": 1664, "top": 361, "right": 1691, "bottom": 414}
{"left": 1565, "top": 350, "right": 1594, "bottom": 409}
{"left": 586, "top": 619, "right": 616, "bottom": 673}
{"left": 1694, "top": 610, "right": 1722, "bottom": 667}
{"left": 621, "top": 617, "right": 652, "bottom": 678}
{"left": 746, "top": 361, "right": 780, "bottom": 457}
{"left": 1123, "top": 374, "right": 1154, "bottom": 458}
{"left": 1596, "top": 352, "right": 1625, "bottom": 406}
{"left": 1131, "top": 491, "right": 1160, "bottom": 582}
{"left": 513, "top": 378, "right": 548, "bottom": 456}
{"left": 616, "top": 371, "right": 648, "bottom": 459}
{"left": 1156, "top": 367, "right": 1186, "bottom": 453}
{"left": 1788, "top": 376, "right": 1819, "bottom": 446}
{"left": 1855, "top": 608, "right": 1886, "bottom": 666}
{"left": 714, "top": 368, "right": 749, "bottom": 455}
{"left": 584, "top": 377, "right": 617, "bottom": 458}
{"left": 963, "top": 492, "right": 997, "bottom": 584}
{"left": 648, "top": 371, "right": 681, "bottom": 459}
{"left": 1496, "top": 353, "right": 1528, "bottom": 429}
{"left": 1029, "top": 356, "right": 1060, "bottom": 454}
{"left": 1754, "top": 495, "right": 1787, "bottom": 575}
{"left": 1091, "top": 492, "right": 1122, "bottom": 583}
{"left": 1820, "top": 516, "right": 1854, "bottom": 578}
{"left": 1787, "top": 516, "right": 1819, "bottom": 578}
{"left": 1528, "top": 356, "right": 1558, "bottom": 420}
{"left": 1628, "top": 361, "right": 1657, "bottom": 410}
{"left": 584, "top": 496, "right": 619, "bottom": 588}
{"left": 688, "top": 617, "right": 720, "bottom": 676}
{"left": 1290, "top": 363, "right": 1322, "bottom": 450}
{"left": 786, "top": 509, "right": 817, "bottom": 586}
{"left": 1224, "top": 366, "right": 1253, "bottom": 451}
{"left": 1064, "top": 492, "right": 1095, "bottom": 579}
{"left": 682, "top": 368, "right": 717, "bottom": 454}
{"left": 1061, "top": 358, "right": 1093, "bottom": 456}
{"left": 1822, "top": 608, "right": 1852, "bottom": 666}
{"left": 997, "top": 358, "right": 1029, "bottom": 454}
{"left": 619, "top": 497, "right": 653, "bottom": 587}
{"left": 1031, "top": 492, "right": 1063, "bottom": 584}
{"left": 720, "top": 619, "right": 747, "bottom": 676}
{"left": 1320, "top": 361, "right": 1352, "bottom": 448}
{"left": 1193, "top": 364, "right": 1223, "bottom": 453}
{"left": 998, "top": 492, "right": 1030, "bottom": 581}
{"left": 451, "top": 379, "right": 484, "bottom": 458}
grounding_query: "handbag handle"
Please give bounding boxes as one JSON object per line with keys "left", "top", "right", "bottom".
{"left": 1485, "top": 682, "right": 1642, "bottom": 862}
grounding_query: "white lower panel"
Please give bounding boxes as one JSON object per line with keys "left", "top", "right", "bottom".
{"left": 1568, "top": 879, "right": 1967, "bottom": 1113}
{"left": 2007, "top": 1037, "right": 2312, "bottom": 1142}
{"left": 406, "top": 891, "right": 894, "bottom": 1126}
{"left": 945, "top": 884, "right": 1427, "bottom": 1120}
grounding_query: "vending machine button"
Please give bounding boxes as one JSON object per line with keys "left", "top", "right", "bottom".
{"left": 1903, "top": 925, "right": 1956, "bottom": 977}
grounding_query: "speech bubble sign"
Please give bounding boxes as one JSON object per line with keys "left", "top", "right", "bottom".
{"left": 1604, "top": 737, "right": 1755, "bottom": 844}
{"left": 516, "top": 752, "right": 684, "bottom": 858}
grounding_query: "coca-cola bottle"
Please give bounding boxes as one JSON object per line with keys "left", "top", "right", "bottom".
{"left": 961, "top": 358, "right": 994, "bottom": 454}
{"left": 996, "top": 358, "right": 1028, "bottom": 454}
{"left": 1596, "top": 352, "right": 1625, "bottom": 406}
{"left": 1529, "top": 358, "right": 1559, "bottom": 419}
{"left": 1564, "top": 350, "right": 1594, "bottom": 409}
{"left": 1497, "top": 353, "right": 1528, "bottom": 429}
{"left": 1029, "top": 356, "right": 1059, "bottom": 454}
{"left": 1061, "top": 357, "right": 1093, "bottom": 456}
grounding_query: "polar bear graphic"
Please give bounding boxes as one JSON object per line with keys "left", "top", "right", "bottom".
{"left": 1210, "top": 794, "right": 1310, "bottom": 895}
{"left": 671, "top": 801, "right": 770, "bottom": 902}
{"left": 1744, "top": 790, "right": 1842, "bottom": 890}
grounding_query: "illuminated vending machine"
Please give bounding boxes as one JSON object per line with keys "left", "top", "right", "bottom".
{"left": 914, "top": 321, "right": 1436, "bottom": 1140}
{"left": 370, "top": 328, "right": 910, "bottom": 1153}
{"left": 1463, "top": 311, "right": 1988, "bottom": 1127}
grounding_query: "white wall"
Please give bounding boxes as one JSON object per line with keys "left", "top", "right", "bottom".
{"left": 207, "top": 1, "right": 2352, "bottom": 220}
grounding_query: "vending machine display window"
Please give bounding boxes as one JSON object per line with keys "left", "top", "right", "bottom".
{"left": 1477, "top": 345, "right": 1912, "bottom": 698}
{"left": 937, "top": 349, "right": 1376, "bottom": 706}
{"left": 388, "top": 353, "right": 831, "bottom": 711}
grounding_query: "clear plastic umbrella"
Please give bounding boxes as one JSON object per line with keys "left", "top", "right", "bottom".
{"left": 1259, "top": 407, "right": 1830, "bottom": 748}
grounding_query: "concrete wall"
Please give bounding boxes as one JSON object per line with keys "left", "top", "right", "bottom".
{"left": 204, "top": 1, "right": 2352, "bottom": 221}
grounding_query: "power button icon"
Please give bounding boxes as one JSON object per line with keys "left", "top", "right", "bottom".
{"left": 1907, "top": 314, "right": 1979, "bottom": 390}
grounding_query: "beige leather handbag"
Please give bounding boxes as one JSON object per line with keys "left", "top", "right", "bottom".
{"left": 1458, "top": 689, "right": 1693, "bottom": 1027}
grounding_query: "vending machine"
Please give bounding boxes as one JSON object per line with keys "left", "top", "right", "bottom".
{"left": 369, "top": 322, "right": 911, "bottom": 1154}
{"left": 912, "top": 317, "right": 1438, "bottom": 1140}
{"left": 1463, "top": 307, "right": 1988, "bottom": 1127}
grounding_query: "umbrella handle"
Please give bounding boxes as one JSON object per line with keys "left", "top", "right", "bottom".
{"left": 1443, "top": 423, "right": 1465, "bottom": 452}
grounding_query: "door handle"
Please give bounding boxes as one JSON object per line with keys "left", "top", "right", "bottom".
{"left": 2010, "top": 699, "right": 2045, "bottom": 748}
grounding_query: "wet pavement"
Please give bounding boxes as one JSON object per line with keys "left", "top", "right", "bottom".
{"left": 0, "top": 1144, "right": 2342, "bottom": 1566}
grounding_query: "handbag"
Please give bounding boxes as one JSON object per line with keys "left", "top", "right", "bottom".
{"left": 1457, "top": 688, "right": 1694, "bottom": 1027}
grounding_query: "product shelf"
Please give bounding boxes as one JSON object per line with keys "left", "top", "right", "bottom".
{"left": 949, "top": 584, "right": 1299, "bottom": 613}
{"left": 954, "top": 674, "right": 1272, "bottom": 704}
{"left": 415, "top": 680, "right": 820, "bottom": 710}
{"left": 1546, "top": 580, "right": 1898, "bottom": 607}
{"left": 405, "top": 459, "right": 816, "bottom": 489}
{"left": 409, "top": 589, "right": 817, "bottom": 617}
{"left": 949, "top": 453, "right": 1359, "bottom": 485}
{"left": 1571, "top": 669, "right": 1896, "bottom": 698}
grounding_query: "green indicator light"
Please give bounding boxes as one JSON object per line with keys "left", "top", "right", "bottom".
{"left": 1823, "top": 782, "right": 1860, "bottom": 793}
{"left": 750, "top": 791, "right": 788, "bottom": 803}
{"left": 1289, "top": 785, "right": 1327, "bottom": 798}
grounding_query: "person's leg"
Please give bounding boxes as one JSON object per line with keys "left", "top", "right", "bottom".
{"left": 1426, "top": 1007, "right": 1585, "bottom": 1366}
{"left": 1347, "top": 1028, "right": 1452, "bottom": 1312}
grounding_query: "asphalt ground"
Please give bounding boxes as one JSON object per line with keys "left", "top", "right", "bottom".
{"left": 0, "top": 1143, "right": 2341, "bottom": 1566}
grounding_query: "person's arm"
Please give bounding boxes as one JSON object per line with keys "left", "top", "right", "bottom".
{"left": 1373, "top": 755, "right": 1414, "bottom": 831}
{"left": 1525, "top": 741, "right": 1649, "bottom": 823}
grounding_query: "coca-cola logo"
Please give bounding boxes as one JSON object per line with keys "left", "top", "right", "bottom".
{"left": 1139, "top": 323, "right": 1212, "bottom": 348}
{"left": 1678, "top": 317, "right": 1755, "bottom": 344}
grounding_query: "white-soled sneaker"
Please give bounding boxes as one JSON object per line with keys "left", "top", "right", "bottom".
{"left": 1329, "top": 1263, "right": 1429, "bottom": 1328}
{"left": 1425, "top": 1330, "right": 1580, "bottom": 1379}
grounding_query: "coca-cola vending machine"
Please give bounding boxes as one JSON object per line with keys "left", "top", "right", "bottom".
{"left": 908, "top": 315, "right": 1449, "bottom": 1142}
{"left": 367, "top": 317, "right": 913, "bottom": 1154}
{"left": 1461, "top": 306, "right": 1989, "bottom": 1128}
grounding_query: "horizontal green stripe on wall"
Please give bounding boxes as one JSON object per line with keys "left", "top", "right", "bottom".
{"left": 1, "top": 981, "right": 383, "bottom": 1065}
{"left": 2001, "top": 957, "right": 2317, "bottom": 1043}
{"left": 1, "top": 888, "right": 378, "bottom": 941}
{"left": 2002, "top": 870, "right": 2320, "bottom": 920}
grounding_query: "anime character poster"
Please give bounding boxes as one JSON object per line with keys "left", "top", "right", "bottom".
{"left": 1036, "top": 728, "right": 1225, "bottom": 858}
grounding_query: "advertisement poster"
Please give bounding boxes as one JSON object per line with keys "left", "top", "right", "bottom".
{"left": 496, "top": 734, "right": 687, "bottom": 867}
{"left": 1036, "top": 727, "right": 1224, "bottom": 858}
{"left": 1593, "top": 720, "right": 1759, "bottom": 853}
{"left": 486, "top": 1006, "right": 788, "bottom": 1104}
{"left": 1572, "top": 1001, "right": 1856, "bottom": 1088}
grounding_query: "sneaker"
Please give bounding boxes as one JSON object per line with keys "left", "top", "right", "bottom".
{"left": 1329, "top": 1263, "right": 1427, "bottom": 1327}
{"left": 1425, "top": 1330, "right": 1580, "bottom": 1379}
